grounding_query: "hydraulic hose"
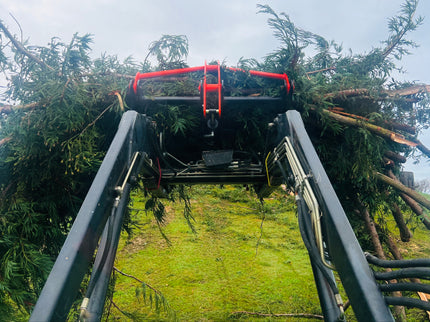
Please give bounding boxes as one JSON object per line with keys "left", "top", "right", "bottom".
{"left": 379, "top": 282, "right": 430, "bottom": 294}
{"left": 84, "top": 207, "right": 115, "bottom": 298}
{"left": 275, "top": 159, "right": 289, "bottom": 183}
{"left": 385, "top": 296, "right": 430, "bottom": 311}
{"left": 373, "top": 268, "right": 430, "bottom": 281}
{"left": 296, "top": 193, "right": 339, "bottom": 294}
{"left": 366, "top": 252, "right": 430, "bottom": 268}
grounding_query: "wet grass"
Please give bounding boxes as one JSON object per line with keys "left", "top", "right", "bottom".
{"left": 107, "top": 186, "right": 430, "bottom": 321}
{"left": 108, "top": 185, "right": 326, "bottom": 321}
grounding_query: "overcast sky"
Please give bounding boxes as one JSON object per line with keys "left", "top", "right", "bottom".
{"left": 1, "top": 0, "right": 429, "bottom": 179}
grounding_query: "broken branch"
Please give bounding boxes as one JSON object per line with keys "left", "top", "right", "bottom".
{"left": 0, "top": 20, "right": 54, "bottom": 71}
{"left": 375, "top": 172, "right": 430, "bottom": 212}
{"left": 323, "top": 84, "right": 429, "bottom": 102}
{"left": 322, "top": 109, "right": 419, "bottom": 148}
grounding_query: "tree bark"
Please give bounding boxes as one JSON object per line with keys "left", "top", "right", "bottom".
{"left": 390, "top": 202, "right": 412, "bottom": 242}
{"left": 375, "top": 172, "right": 430, "bottom": 212}
{"left": 385, "top": 233, "right": 403, "bottom": 261}
{"left": 384, "top": 151, "right": 407, "bottom": 164}
{"left": 328, "top": 109, "right": 416, "bottom": 135}
{"left": 360, "top": 205, "right": 385, "bottom": 258}
{"left": 324, "top": 88, "right": 369, "bottom": 100}
{"left": 323, "top": 84, "right": 429, "bottom": 102}
{"left": 385, "top": 84, "right": 430, "bottom": 97}
{"left": 415, "top": 139, "right": 430, "bottom": 158}
{"left": 322, "top": 109, "right": 419, "bottom": 148}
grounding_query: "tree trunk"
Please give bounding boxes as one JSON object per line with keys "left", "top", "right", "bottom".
{"left": 383, "top": 170, "right": 430, "bottom": 230}
{"left": 384, "top": 151, "right": 407, "bottom": 164}
{"left": 376, "top": 172, "right": 430, "bottom": 211}
{"left": 359, "top": 202, "right": 407, "bottom": 322}
{"left": 390, "top": 202, "right": 412, "bottom": 242}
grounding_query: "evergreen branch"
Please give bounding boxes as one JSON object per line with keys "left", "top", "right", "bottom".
{"left": 113, "top": 267, "right": 175, "bottom": 318}
{"left": 324, "top": 88, "right": 370, "bottom": 100}
{"left": 328, "top": 109, "right": 416, "bottom": 135}
{"left": 156, "top": 219, "right": 172, "bottom": 246}
{"left": 62, "top": 102, "right": 115, "bottom": 144}
{"left": 79, "top": 71, "right": 134, "bottom": 79}
{"left": 322, "top": 109, "right": 419, "bottom": 147}
{"left": 375, "top": 172, "right": 430, "bottom": 212}
{"left": 108, "top": 297, "right": 133, "bottom": 319}
{"left": 8, "top": 13, "right": 23, "bottom": 43}
{"left": 59, "top": 78, "right": 72, "bottom": 104}
{"left": 113, "top": 267, "right": 159, "bottom": 293}
{"left": 177, "top": 185, "right": 196, "bottom": 233}
{"left": 306, "top": 66, "right": 336, "bottom": 75}
{"left": 386, "top": 170, "right": 430, "bottom": 230}
{"left": 386, "top": 84, "right": 430, "bottom": 97}
{"left": 0, "top": 20, "right": 54, "bottom": 71}
{"left": 324, "top": 85, "right": 429, "bottom": 101}
{"left": 381, "top": 0, "right": 421, "bottom": 59}
{"left": 230, "top": 311, "right": 324, "bottom": 319}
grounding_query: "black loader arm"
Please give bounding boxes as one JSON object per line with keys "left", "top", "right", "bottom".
{"left": 266, "top": 110, "right": 394, "bottom": 321}
{"left": 30, "top": 111, "right": 152, "bottom": 321}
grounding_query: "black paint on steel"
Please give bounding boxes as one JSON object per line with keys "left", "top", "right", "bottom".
{"left": 275, "top": 110, "right": 394, "bottom": 321}
{"left": 139, "top": 96, "right": 281, "bottom": 102}
{"left": 30, "top": 111, "right": 149, "bottom": 321}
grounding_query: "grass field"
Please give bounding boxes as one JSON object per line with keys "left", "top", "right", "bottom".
{"left": 108, "top": 186, "right": 349, "bottom": 321}
{"left": 99, "top": 185, "right": 430, "bottom": 321}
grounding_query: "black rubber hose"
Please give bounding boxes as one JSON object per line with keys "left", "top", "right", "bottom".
{"left": 275, "top": 159, "right": 289, "bottom": 183}
{"left": 366, "top": 252, "right": 430, "bottom": 268}
{"left": 85, "top": 210, "right": 114, "bottom": 298}
{"left": 374, "top": 268, "right": 430, "bottom": 281}
{"left": 296, "top": 193, "right": 339, "bottom": 294}
{"left": 379, "top": 282, "right": 430, "bottom": 294}
{"left": 385, "top": 296, "right": 430, "bottom": 311}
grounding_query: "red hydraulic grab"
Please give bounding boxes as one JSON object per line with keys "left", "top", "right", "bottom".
{"left": 131, "top": 62, "right": 292, "bottom": 118}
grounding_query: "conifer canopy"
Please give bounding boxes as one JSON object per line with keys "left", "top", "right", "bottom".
{"left": 0, "top": 0, "right": 429, "bottom": 318}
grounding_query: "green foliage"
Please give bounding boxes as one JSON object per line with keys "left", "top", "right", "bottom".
{"left": 135, "top": 282, "right": 176, "bottom": 320}
{"left": 0, "top": 25, "right": 192, "bottom": 315}
{"left": 0, "top": 29, "right": 141, "bottom": 314}
{"left": 144, "top": 34, "right": 189, "bottom": 70}
{"left": 0, "top": 1, "right": 429, "bottom": 318}
{"left": 258, "top": 1, "right": 429, "bottom": 239}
